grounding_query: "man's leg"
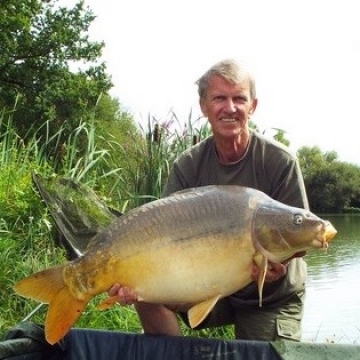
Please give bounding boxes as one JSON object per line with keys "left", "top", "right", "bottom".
{"left": 135, "top": 303, "right": 182, "bottom": 336}
{"left": 233, "top": 289, "right": 305, "bottom": 341}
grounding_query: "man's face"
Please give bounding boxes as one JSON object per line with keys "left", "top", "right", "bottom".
{"left": 200, "top": 74, "right": 257, "bottom": 138}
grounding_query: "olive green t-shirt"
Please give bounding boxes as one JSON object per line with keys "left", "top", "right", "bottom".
{"left": 163, "top": 130, "right": 309, "bottom": 306}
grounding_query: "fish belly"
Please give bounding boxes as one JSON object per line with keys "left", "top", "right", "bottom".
{"left": 109, "top": 234, "right": 256, "bottom": 304}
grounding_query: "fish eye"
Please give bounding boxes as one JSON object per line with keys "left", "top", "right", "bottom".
{"left": 294, "top": 214, "right": 303, "bottom": 225}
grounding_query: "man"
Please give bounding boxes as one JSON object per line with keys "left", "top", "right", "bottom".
{"left": 110, "top": 59, "right": 309, "bottom": 341}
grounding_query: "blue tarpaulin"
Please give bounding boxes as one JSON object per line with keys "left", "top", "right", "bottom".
{"left": 1, "top": 322, "right": 359, "bottom": 360}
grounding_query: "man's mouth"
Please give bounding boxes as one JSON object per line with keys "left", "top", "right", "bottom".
{"left": 221, "top": 118, "right": 237, "bottom": 122}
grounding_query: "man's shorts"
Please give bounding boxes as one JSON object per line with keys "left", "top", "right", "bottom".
{"left": 178, "top": 289, "right": 305, "bottom": 341}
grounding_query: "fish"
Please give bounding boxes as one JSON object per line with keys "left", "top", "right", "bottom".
{"left": 14, "top": 185, "right": 337, "bottom": 345}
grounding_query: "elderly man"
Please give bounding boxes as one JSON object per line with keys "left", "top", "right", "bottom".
{"left": 110, "top": 59, "right": 309, "bottom": 341}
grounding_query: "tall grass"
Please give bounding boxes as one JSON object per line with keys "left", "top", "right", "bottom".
{"left": 0, "top": 107, "right": 237, "bottom": 340}
{"left": 96, "top": 110, "right": 211, "bottom": 210}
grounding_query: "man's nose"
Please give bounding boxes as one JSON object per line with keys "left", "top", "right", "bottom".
{"left": 223, "top": 98, "right": 236, "bottom": 112}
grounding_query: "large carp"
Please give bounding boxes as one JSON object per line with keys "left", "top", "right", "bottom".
{"left": 14, "top": 185, "right": 337, "bottom": 344}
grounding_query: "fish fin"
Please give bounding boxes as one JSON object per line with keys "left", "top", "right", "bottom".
{"left": 97, "top": 295, "right": 119, "bottom": 310}
{"left": 254, "top": 253, "right": 268, "bottom": 307}
{"left": 13, "top": 265, "right": 65, "bottom": 304}
{"left": 14, "top": 265, "right": 89, "bottom": 344}
{"left": 188, "top": 295, "right": 221, "bottom": 328}
{"left": 46, "top": 286, "right": 89, "bottom": 345}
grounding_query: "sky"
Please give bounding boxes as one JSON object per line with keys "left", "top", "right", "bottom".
{"left": 61, "top": 0, "right": 360, "bottom": 165}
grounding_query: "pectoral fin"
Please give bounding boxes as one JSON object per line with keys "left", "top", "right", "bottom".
{"left": 188, "top": 295, "right": 221, "bottom": 328}
{"left": 254, "top": 252, "right": 268, "bottom": 307}
{"left": 97, "top": 295, "right": 119, "bottom": 310}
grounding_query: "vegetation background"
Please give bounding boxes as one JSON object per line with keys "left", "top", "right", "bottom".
{"left": 1, "top": 0, "right": 360, "bottom": 341}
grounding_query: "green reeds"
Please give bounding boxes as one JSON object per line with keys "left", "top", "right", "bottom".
{"left": 94, "top": 110, "right": 211, "bottom": 211}
{"left": 0, "top": 107, "right": 237, "bottom": 341}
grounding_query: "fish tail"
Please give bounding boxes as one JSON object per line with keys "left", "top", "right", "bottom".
{"left": 14, "top": 265, "right": 89, "bottom": 344}
{"left": 13, "top": 265, "right": 66, "bottom": 304}
{"left": 46, "top": 285, "right": 88, "bottom": 344}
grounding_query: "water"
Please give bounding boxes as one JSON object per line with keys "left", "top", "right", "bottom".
{"left": 302, "top": 214, "right": 360, "bottom": 344}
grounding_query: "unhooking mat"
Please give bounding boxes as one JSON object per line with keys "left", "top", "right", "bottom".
{"left": 1, "top": 321, "right": 360, "bottom": 360}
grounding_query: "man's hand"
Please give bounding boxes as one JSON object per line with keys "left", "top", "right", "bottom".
{"left": 108, "top": 283, "right": 137, "bottom": 305}
{"left": 251, "top": 261, "right": 288, "bottom": 282}
{"left": 251, "top": 251, "right": 306, "bottom": 283}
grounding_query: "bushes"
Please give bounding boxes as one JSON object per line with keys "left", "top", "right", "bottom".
{"left": 0, "top": 163, "right": 64, "bottom": 334}
{"left": 0, "top": 108, "right": 228, "bottom": 339}
{"left": 343, "top": 207, "right": 360, "bottom": 214}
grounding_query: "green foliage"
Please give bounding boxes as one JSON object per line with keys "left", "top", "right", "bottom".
{"left": 272, "top": 128, "right": 290, "bottom": 147}
{"left": 0, "top": 159, "right": 64, "bottom": 333}
{"left": 88, "top": 95, "right": 146, "bottom": 201}
{"left": 297, "top": 146, "right": 360, "bottom": 212}
{"left": 343, "top": 207, "right": 360, "bottom": 214}
{"left": 0, "top": 0, "right": 112, "bottom": 140}
{"left": 259, "top": 126, "right": 291, "bottom": 147}
{"left": 297, "top": 146, "right": 338, "bottom": 177}
{"left": 100, "top": 110, "right": 211, "bottom": 211}
{"left": 0, "top": 108, "right": 110, "bottom": 335}
{"left": 0, "top": 107, "right": 219, "bottom": 338}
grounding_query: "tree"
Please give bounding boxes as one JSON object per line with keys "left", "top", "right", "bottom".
{"left": 0, "top": 0, "right": 112, "bottom": 139}
{"left": 297, "top": 146, "right": 360, "bottom": 212}
{"left": 271, "top": 128, "right": 290, "bottom": 147}
{"left": 260, "top": 126, "right": 290, "bottom": 147}
{"left": 93, "top": 94, "right": 144, "bottom": 181}
{"left": 297, "top": 146, "right": 338, "bottom": 177}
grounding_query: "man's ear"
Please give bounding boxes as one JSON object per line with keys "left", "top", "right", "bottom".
{"left": 199, "top": 98, "right": 208, "bottom": 117}
{"left": 249, "top": 98, "right": 258, "bottom": 115}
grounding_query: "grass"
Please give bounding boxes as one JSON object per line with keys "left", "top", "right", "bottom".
{"left": 0, "top": 107, "right": 237, "bottom": 341}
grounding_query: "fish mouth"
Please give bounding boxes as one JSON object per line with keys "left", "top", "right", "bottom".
{"left": 312, "top": 221, "right": 337, "bottom": 249}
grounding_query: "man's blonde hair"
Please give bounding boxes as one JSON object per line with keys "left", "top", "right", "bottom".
{"left": 196, "top": 59, "right": 256, "bottom": 100}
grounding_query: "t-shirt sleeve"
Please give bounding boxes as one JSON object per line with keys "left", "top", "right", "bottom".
{"left": 162, "top": 162, "right": 185, "bottom": 197}
{"left": 268, "top": 155, "right": 309, "bottom": 210}
{"left": 162, "top": 143, "right": 205, "bottom": 197}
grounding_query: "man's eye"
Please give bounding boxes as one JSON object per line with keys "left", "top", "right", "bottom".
{"left": 234, "top": 96, "right": 247, "bottom": 103}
